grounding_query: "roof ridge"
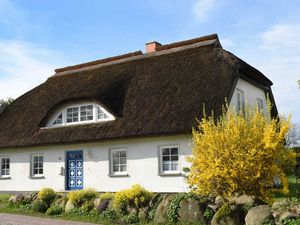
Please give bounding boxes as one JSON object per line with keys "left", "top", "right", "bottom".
{"left": 54, "top": 34, "right": 220, "bottom": 75}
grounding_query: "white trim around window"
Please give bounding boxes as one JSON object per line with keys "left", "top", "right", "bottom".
{"left": 235, "top": 88, "right": 245, "bottom": 113}
{"left": 30, "top": 154, "right": 44, "bottom": 178}
{"left": 45, "top": 102, "right": 115, "bottom": 128}
{"left": 109, "top": 148, "right": 128, "bottom": 177}
{"left": 158, "top": 145, "right": 181, "bottom": 175}
{"left": 0, "top": 156, "right": 10, "bottom": 179}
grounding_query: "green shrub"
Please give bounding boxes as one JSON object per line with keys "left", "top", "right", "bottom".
{"left": 100, "top": 192, "right": 114, "bottom": 201}
{"left": 101, "top": 208, "right": 118, "bottom": 221}
{"left": 38, "top": 188, "right": 56, "bottom": 206}
{"left": 113, "top": 184, "right": 153, "bottom": 213}
{"left": 19, "top": 204, "right": 32, "bottom": 212}
{"left": 67, "top": 188, "right": 98, "bottom": 207}
{"left": 203, "top": 207, "right": 214, "bottom": 221}
{"left": 80, "top": 201, "right": 94, "bottom": 214}
{"left": 46, "top": 205, "right": 63, "bottom": 215}
{"left": 121, "top": 212, "right": 139, "bottom": 224}
{"left": 31, "top": 199, "right": 48, "bottom": 213}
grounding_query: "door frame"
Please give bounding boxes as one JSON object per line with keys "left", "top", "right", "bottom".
{"left": 65, "top": 150, "right": 84, "bottom": 191}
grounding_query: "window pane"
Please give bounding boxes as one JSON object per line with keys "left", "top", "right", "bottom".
{"left": 163, "top": 164, "right": 170, "bottom": 171}
{"left": 112, "top": 151, "right": 120, "bottom": 157}
{"left": 120, "top": 157, "right": 126, "bottom": 164}
{"left": 120, "top": 151, "right": 126, "bottom": 157}
{"left": 113, "top": 157, "right": 119, "bottom": 164}
{"left": 171, "top": 163, "right": 178, "bottom": 171}
{"left": 113, "top": 166, "right": 119, "bottom": 172}
{"left": 162, "top": 148, "right": 170, "bottom": 155}
{"left": 171, "top": 155, "right": 178, "bottom": 161}
{"left": 120, "top": 165, "right": 126, "bottom": 172}
{"left": 163, "top": 156, "right": 170, "bottom": 161}
{"left": 171, "top": 148, "right": 178, "bottom": 155}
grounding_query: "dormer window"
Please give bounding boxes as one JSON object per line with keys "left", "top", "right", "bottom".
{"left": 45, "top": 102, "right": 115, "bottom": 128}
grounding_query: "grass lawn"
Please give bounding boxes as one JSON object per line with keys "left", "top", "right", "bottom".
{"left": 0, "top": 194, "right": 113, "bottom": 224}
{"left": 273, "top": 175, "right": 300, "bottom": 202}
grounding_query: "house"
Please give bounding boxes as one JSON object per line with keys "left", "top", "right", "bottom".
{"left": 0, "top": 34, "right": 277, "bottom": 193}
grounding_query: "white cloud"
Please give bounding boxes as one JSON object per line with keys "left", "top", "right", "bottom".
{"left": 193, "top": 0, "right": 217, "bottom": 22}
{"left": 256, "top": 24, "right": 300, "bottom": 123}
{"left": 0, "top": 40, "right": 65, "bottom": 99}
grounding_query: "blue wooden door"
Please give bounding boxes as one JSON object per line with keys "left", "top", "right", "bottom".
{"left": 66, "top": 150, "right": 83, "bottom": 190}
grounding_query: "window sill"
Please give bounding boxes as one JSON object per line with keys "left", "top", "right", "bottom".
{"left": 0, "top": 176, "right": 11, "bottom": 180}
{"left": 158, "top": 172, "right": 182, "bottom": 177}
{"left": 108, "top": 173, "right": 129, "bottom": 178}
{"left": 29, "top": 175, "right": 45, "bottom": 179}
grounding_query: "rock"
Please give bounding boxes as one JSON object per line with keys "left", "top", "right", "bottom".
{"left": 127, "top": 206, "right": 138, "bottom": 215}
{"left": 149, "top": 193, "right": 162, "bottom": 208}
{"left": 65, "top": 200, "right": 75, "bottom": 213}
{"left": 96, "top": 199, "right": 110, "bottom": 214}
{"left": 54, "top": 195, "right": 67, "bottom": 208}
{"left": 154, "top": 194, "right": 173, "bottom": 224}
{"left": 9, "top": 195, "right": 17, "bottom": 204}
{"left": 215, "top": 196, "right": 226, "bottom": 208}
{"left": 231, "top": 195, "right": 255, "bottom": 207}
{"left": 93, "top": 198, "right": 101, "bottom": 209}
{"left": 208, "top": 204, "right": 218, "bottom": 212}
{"left": 24, "top": 192, "right": 38, "bottom": 202}
{"left": 272, "top": 200, "right": 290, "bottom": 210}
{"left": 178, "top": 198, "right": 206, "bottom": 224}
{"left": 279, "top": 211, "right": 300, "bottom": 222}
{"left": 138, "top": 207, "right": 149, "bottom": 221}
{"left": 245, "top": 205, "right": 273, "bottom": 225}
{"left": 211, "top": 203, "right": 243, "bottom": 225}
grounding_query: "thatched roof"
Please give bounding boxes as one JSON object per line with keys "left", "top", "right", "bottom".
{"left": 0, "top": 34, "right": 277, "bottom": 148}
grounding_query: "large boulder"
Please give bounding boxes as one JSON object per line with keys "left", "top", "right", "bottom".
{"left": 279, "top": 211, "right": 300, "bottom": 222}
{"left": 9, "top": 193, "right": 25, "bottom": 205}
{"left": 178, "top": 198, "right": 206, "bottom": 224}
{"left": 230, "top": 195, "right": 255, "bottom": 207}
{"left": 138, "top": 206, "right": 149, "bottom": 221}
{"left": 215, "top": 196, "right": 226, "bottom": 208}
{"left": 96, "top": 199, "right": 110, "bottom": 214}
{"left": 65, "top": 200, "right": 75, "bottom": 213}
{"left": 153, "top": 194, "right": 173, "bottom": 224}
{"left": 211, "top": 203, "right": 244, "bottom": 225}
{"left": 54, "top": 195, "right": 67, "bottom": 208}
{"left": 245, "top": 205, "right": 273, "bottom": 225}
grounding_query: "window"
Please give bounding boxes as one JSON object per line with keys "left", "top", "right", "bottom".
{"left": 257, "top": 98, "right": 264, "bottom": 111}
{"left": 80, "top": 105, "right": 93, "bottom": 121}
{"left": 32, "top": 155, "right": 43, "bottom": 176}
{"left": 67, "top": 107, "right": 79, "bottom": 123}
{"left": 160, "top": 146, "right": 179, "bottom": 173}
{"left": 236, "top": 89, "right": 245, "bottom": 112}
{"left": 52, "top": 113, "right": 63, "bottom": 126}
{"left": 46, "top": 102, "right": 115, "bottom": 128}
{"left": 0, "top": 157, "right": 10, "bottom": 177}
{"left": 110, "top": 149, "right": 127, "bottom": 175}
{"left": 97, "top": 107, "right": 108, "bottom": 120}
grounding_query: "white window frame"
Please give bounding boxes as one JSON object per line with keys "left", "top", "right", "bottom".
{"left": 236, "top": 89, "right": 245, "bottom": 112}
{"left": 256, "top": 98, "right": 264, "bottom": 111}
{"left": 0, "top": 157, "right": 10, "bottom": 178}
{"left": 110, "top": 149, "right": 127, "bottom": 176}
{"left": 47, "top": 102, "right": 115, "bottom": 128}
{"left": 159, "top": 145, "right": 180, "bottom": 174}
{"left": 31, "top": 154, "right": 44, "bottom": 177}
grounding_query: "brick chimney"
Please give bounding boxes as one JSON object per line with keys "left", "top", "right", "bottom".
{"left": 145, "top": 41, "right": 161, "bottom": 53}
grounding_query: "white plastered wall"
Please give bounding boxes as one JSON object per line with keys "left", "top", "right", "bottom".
{"left": 0, "top": 135, "right": 192, "bottom": 193}
{"left": 230, "top": 78, "right": 267, "bottom": 110}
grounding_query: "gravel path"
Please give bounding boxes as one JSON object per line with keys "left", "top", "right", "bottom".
{"left": 0, "top": 213, "right": 99, "bottom": 225}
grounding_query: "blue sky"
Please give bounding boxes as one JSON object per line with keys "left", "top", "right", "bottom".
{"left": 0, "top": 0, "right": 299, "bottom": 123}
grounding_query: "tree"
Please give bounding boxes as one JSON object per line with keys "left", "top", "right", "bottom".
{"left": 285, "top": 124, "right": 300, "bottom": 148}
{"left": 187, "top": 103, "right": 295, "bottom": 201}
{"left": 0, "top": 98, "right": 14, "bottom": 114}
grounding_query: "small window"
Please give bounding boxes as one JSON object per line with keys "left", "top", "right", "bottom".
{"left": 97, "top": 107, "right": 109, "bottom": 120}
{"left": 80, "top": 105, "right": 94, "bottom": 121}
{"left": 257, "top": 98, "right": 264, "bottom": 111}
{"left": 236, "top": 89, "right": 245, "bottom": 112}
{"left": 67, "top": 107, "right": 79, "bottom": 123}
{"left": 0, "top": 157, "right": 10, "bottom": 177}
{"left": 110, "top": 149, "right": 127, "bottom": 175}
{"left": 32, "top": 155, "right": 44, "bottom": 176}
{"left": 160, "top": 146, "right": 179, "bottom": 173}
{"left": 52, "top": 113, "right": 63, "bottom": 126}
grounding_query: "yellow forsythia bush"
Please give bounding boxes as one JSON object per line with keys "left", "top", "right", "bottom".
{"left": 99, "top": 192, "right": 115, "bottom": 201}
{"left": 38, "top": 188, "right": 57, "bottom": 206}
{"left": 187, "top": 102, "right": 295, "bottom": 201}
{"left": 67, "top": 188, "right": 98, "bottom": 207}
{"left": 113, "top": 184, "right": 153, "bottom": 213}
